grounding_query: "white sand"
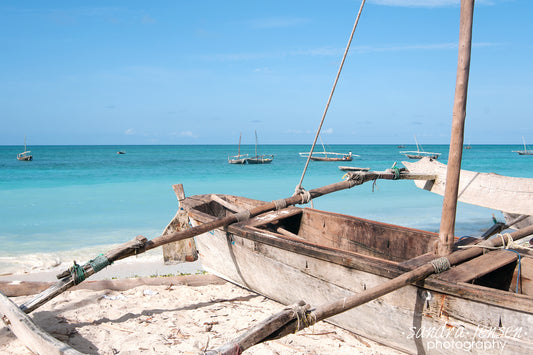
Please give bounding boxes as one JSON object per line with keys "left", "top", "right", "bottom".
{"left": 0, "top": 264, "right": 404, "bottom": 355}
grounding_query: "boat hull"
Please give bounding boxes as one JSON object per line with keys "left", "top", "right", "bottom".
{"left": 182, "top": 194, "right": 533, "bottom": 354}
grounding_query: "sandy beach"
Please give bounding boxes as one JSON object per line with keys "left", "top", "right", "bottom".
{"left": 0, "top": 258, "right": 404, "bottom": 355}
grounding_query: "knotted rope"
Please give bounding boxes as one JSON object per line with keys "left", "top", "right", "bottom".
{"left": 429, "top": 257, "right": 451, "bottom": 274}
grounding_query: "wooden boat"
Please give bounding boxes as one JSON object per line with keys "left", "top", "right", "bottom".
{"left": 513, "top": 136, "right": 533, "bottom": 155}
{"left": 400, "top": 135, "right": 441, "bottom": 159}
{"left": 17, "top": 136, "right": 33, "bottom": 161}
{"left": 180, "top": 191, "right": 533, "bottom": 354}
{"left": 2, "top": 2, "right": 531, "bottom": 354}
{"left": 117, "top": 151, "right": 126, "bottom": 154}
{"left": 299, "top": 151, "right": 353, "bottom": 161}
{"left": 300, "top": 137, "right": 356, "bottom": 161}
{"left": 228, "top": 133, "right": 248, "bottom": 164}
{"left": 246, "top": 130, "right": 273, "bottom": 164}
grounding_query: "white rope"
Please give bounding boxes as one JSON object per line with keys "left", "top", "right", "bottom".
{"left": 458, "top": 233, "right": 533, "bottom": 251}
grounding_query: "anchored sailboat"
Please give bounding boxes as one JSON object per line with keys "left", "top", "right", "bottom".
{"left": 513, "top": 136, "right": 533, "bottom": 155}
{"left": 16, "top": 136, "right": 33, "bottom": 161}
{"left": 227, "top": 133, "right": 248, "bottom": 164}
{"left": 246, "top": 130, "right": 273, "bottom": 164}
{"left": 400, "top": 135, "right": 440, "bottom": 159}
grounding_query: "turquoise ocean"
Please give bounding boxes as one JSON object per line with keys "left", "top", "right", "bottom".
{"left": 1, "top": 144, "right": 531, "bottom": 275}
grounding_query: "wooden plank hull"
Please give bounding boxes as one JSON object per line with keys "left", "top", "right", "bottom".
{"left": 182, "top": 193, "right": 533, "bottom": 354}
{"left": 403, "top": 157, "right": 533, "bottom": 216}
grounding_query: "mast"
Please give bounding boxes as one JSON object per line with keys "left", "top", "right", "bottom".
{"left": 254, "top": 130, "right": 258, "bottom": 157}
{"left": 414, "top": 134, "right": 420, "bottom": 153}
{"left": 437, "top": 0, "right": 475, "bottom": 256}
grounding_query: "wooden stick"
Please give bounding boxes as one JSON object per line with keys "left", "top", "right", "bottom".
{"left": 18, "top": 178, "right": 362, "bottom": 314}
{"left": 208, "top": 223, "right": 533, "bottom": 354}
{"left": 0, "top": 291, "right": 85, "bottom": 355}
{"left": 437, "top": 0, "right": 475, "bottom": 256}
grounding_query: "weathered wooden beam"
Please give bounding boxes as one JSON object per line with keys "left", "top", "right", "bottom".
{"left": 0, "top": 291, "right": 85, "bottom": 355}
{"left": 437, "top": 0, "right": 475, "bottom": 256}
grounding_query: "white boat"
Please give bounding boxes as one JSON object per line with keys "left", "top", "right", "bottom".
{"left": 400, "top": 135, "right": 441, "bottom": 159}
{"left": 300, "top": 137, "right": 356, "bottom": 161}
{"left": 228, "top": 133, "right": 248, "bottom": 164}
{"left": 17, "top": 136, "right": 33, "bottom": 161}
{"left": 513, "top": 136, "right": 533, "bottom": 155}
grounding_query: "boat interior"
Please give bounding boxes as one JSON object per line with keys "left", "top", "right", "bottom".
{"left": 187, "top": 194, "right": 532, "bottom": 297}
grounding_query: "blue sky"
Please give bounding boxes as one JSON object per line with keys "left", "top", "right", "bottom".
{"left": 1, "top": 0, "right": 531, "bottom": 145}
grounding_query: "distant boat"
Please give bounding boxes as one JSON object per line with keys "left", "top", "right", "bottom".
{"left": 299, "top": 138, "right": 356, "bottom": 161}
{"left": 397, "top": 145, "right": 405, "bottom": 148}
{"left": 228, "top": 133, "right": 248, "bottom": 164}
{"left": 400, "top": 135, "right": 440, "bottom": 159}
{"left": 117, "top": 151, "right": 126, "bottom": 155}
{"left": 17, "top": 136, "right": 33, "bottom": 161}
{"left": 246, "top": 130, "right": 273, "bottom": 164}
{"left": 512, "top": 136, "right": 533, "bottom": 155}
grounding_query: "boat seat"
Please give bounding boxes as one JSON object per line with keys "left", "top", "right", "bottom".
{"left": 435, "top": 250, "right": 518, "bottom": 283}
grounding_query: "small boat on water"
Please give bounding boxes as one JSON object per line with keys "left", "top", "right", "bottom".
{"left": 246, "top": 130, "right": 273, "bottom": 164}
{"left": 16, "top": 136, "right": 33, "bottom": 161}
{"left": 400, "top": 135, "right": 441, "bottom": 159}
{"left": 513, "top": 136, "right": 533, "bottom": 155}
{"left": 299, "top": 151, "right": 353, "bottom": 161}
{"left": 228, "top": 133, "right": 248, "bottom": 164}
{"left": 117, "top": 151, "right": 126, "bottom": 155}
{"left": 300, "top": 137, "right": 355, "bottom": 161}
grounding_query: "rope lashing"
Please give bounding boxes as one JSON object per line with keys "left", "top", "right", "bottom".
{"left": 272, "top": 198, "right": 287, "bottom": 210}
{"left": 430, "top": 257, "right": 451, "bottom": 274}
{"left": 294, "top": 186, "right": 312, "bottom": 204}
{"left": 387, "top": 167, "right": 401, "bottom": 180}
{"left": 88, "top": 254, "right": 111, "bottom": 273}
{"left": 286, "top": 301, "right": 313, "bottom": 332}
{"left": 234, "top": 210, "right": 251, "bottom": 222}
{"left": 70, "top": 261, "right": 86, "bottom": 285}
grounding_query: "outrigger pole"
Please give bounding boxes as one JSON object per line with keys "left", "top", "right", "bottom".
{"left": 18, "top": 177, "right": 364, "bottom": 314}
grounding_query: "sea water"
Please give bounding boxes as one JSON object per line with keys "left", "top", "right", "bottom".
{"left": 1, "top": 144, "right": 531, "bottom": 274}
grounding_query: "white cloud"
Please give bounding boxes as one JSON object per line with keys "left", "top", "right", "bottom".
{"left": 124, "top": 128, "right": 135, "bottom": 135}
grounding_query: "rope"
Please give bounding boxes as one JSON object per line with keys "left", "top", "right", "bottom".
{"left": 70, "top": 261, "right": 86, "bottom": 285}
{"left": 234, "top": 210, "right": 251, "bottom": 222}
{"left": 294, "top": 186, "right": 312, "bottom": 204}
{"left": 295, "top": 0, "right": 367, "bottom": 191}
{"left": 272, "top": 198, "right": 287, "bottom": 210}
{"left": 388, "top": 167, "right": 401, "bottom": 180}
{"left": 430, "top": 257, "right": 451, "bottom": 274}
{"left": 88, "top": 254, "right": 111, "bottom": 273}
